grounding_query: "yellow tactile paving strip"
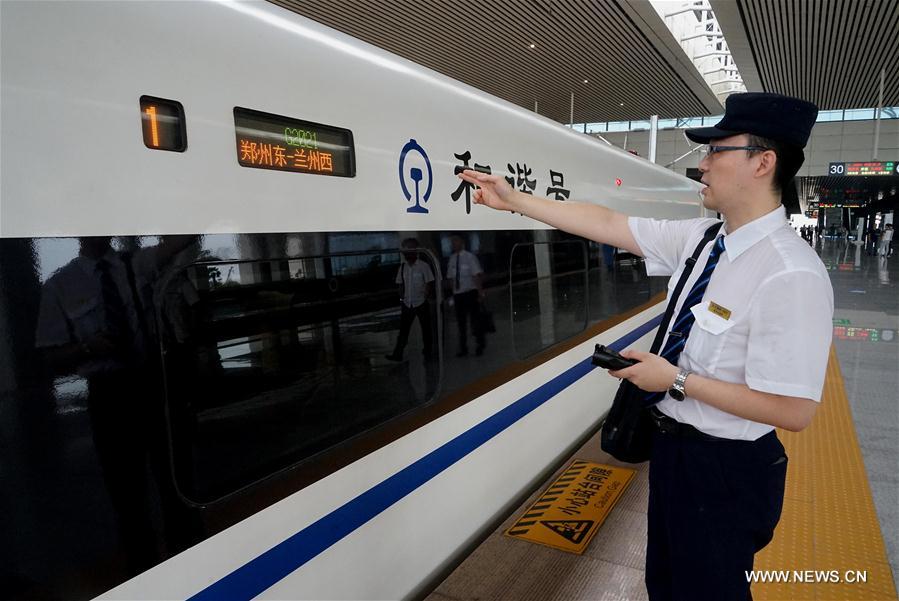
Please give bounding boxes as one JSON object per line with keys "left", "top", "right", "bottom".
{"left": 754, "top": 346, "right": 898, "bottom": 600}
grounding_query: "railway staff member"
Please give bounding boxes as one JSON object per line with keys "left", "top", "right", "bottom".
{"left": 459, "top": 92, "right": 833, "bottom": 601}
{"left": 879, "top": 223, "right": 893, "bottom": 257}
{"left": 446, "top": 234, "right": 487, "bottom": 357}
{"left": 35, "top": 235, "right": 203, "bottom": 573}
{"left": 386, "top": 237, "right": 435, "bottom": 361}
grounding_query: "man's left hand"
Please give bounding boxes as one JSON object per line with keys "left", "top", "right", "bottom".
{"left": 608, "top": 350, "right": 679, "bottom": 393}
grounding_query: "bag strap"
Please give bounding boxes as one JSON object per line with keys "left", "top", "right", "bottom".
{"left": 648, "top": 221, "right": 724, "bottom": 354}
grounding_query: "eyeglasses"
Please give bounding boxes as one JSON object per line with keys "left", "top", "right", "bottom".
{"left": 705, "top": 145, "right": 772, "bottom": 157}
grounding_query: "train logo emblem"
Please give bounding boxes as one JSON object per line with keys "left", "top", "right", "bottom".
{"left": 398, "top": 139, "right": 433, "bottom": 214}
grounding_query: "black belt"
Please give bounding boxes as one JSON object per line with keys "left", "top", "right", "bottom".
{"left": 649, "top": 407, "right": 729, "bottom": 442}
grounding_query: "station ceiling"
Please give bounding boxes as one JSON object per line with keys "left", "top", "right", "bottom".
{"left": 269, "top": 0, "right": 898, "bottom": 125}
{"left": 712, "top": 0, "right": 899, "bottom": 112}
{"left": 268, "top": 0, "right": 723, "bottom": 124}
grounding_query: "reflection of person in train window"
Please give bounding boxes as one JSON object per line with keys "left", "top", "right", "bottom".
{"left": 602, "top": 243, "right": 616, "bottom": 272}
{"left": 386, "top": 238, "right": 434, "bottom": 362}
{"left": 879, "top": 224, "right": 893, "bottom": 257}
{"left": 868, "top": 227, "right": 881, "bottom": 255}
{"left": 35, "top": 235, "right": 200, "bottom": 575}
{"left": 35, "top": 237, "right": 158, "bottom": 573}
{"left": 446, "top": 234, "right": 485, "bottom": 357}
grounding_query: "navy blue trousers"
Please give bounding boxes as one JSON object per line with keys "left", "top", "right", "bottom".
{"left": 646, "top": 427, "right": 788, "bottom": 601}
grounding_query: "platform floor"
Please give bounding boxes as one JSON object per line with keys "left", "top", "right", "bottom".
{"left": 820, "top": 238, "right": 899, "bottom": 594}
{"left": 426, "top": 239, "right": 898, "bottom": 601}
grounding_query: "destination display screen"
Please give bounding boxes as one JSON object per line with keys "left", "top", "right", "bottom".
{"left": 828, "top": 161, "right": 897, "bottom": 176}
{"left": 234, "top": 107, "right": 355, "bottom": 177}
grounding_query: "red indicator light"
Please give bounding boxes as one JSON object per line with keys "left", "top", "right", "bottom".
{"left": 615, "top": 178, "right": 622, "bottom": 187}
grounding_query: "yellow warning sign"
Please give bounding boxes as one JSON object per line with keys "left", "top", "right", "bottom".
{"left": 504, "top": 460, "right": 636, "bottom": 554}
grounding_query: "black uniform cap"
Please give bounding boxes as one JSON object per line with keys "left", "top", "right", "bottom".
{"left": 685, "top": 92, "right": 819, "bottom": 148}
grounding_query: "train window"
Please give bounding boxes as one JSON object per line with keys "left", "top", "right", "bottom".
{"left": 233, "top": 107, "right": 355, "bottom": 177}
{"left": 160, "top": 248, "right": 440, "bottom": 502}
{"left": 139, "top": 96, "right": 187, "bottom": 152}
{"left": 510, "top": 239, "right": 588, "bottom": 358}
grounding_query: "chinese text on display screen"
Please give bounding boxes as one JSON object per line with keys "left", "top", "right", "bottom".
{"left": 234, "top": 107, "right": 354, "bottom": 177}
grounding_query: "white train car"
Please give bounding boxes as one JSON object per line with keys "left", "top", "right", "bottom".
{"left": 0, "top": 1, "right": 702, "bottom": 599}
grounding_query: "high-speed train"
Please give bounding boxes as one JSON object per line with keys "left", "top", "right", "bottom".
{"left": 0, "top": 1, "right": 703, "bottom": 599}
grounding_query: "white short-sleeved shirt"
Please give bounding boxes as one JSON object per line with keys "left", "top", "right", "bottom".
{"left": 628, "top": 206, "right": 834, "bottom": 440}
{"left": 395, "top": 259, "right": 434, "bottom": 308}
{"left": 447, "top": 250, "right": 483, "bottom": 294}
{"left": 35, "top": 250, "right": 155, "bottom": 376}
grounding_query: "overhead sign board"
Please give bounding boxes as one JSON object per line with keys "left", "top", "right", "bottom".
{"left": 828, "top": 161, "right": 897, "bottom": 176}
{"left": 832, "top": 326, "right": 893, "bottom": 342}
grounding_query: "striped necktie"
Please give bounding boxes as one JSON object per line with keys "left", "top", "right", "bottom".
{"left": 645, "top": 234, "right": 726, "bottom": 405}
{"left": 96, "top": 258, "right": 131, "bottom": 345}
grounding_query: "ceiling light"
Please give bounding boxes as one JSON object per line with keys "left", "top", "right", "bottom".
{"left": 529, "top": 43, "right": 536, "bottom": 49}
{"left": 583, "top": 79, "right": 588, "bottom": 83}
{"left": 619, "top": 102, "right": 624, "bottom": 106}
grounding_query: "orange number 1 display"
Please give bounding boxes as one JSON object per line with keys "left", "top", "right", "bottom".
{"left": 145, "top": 105, "right": 159, "bottom": 147}
{"left": 139, "top": 96, "right": 186, "bottom": 152}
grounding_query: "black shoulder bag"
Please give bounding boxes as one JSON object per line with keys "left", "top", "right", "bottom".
{"left": 600, "top": 221, "right": 723, "bottom": 463}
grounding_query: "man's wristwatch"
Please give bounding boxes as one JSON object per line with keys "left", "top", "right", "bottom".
{"left": 668, "top": 369, "right": 691, "bottom": 401}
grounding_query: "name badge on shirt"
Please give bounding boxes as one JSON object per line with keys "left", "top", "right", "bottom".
{"left": 708, "top": 301, "right": 732, "bottom": 321}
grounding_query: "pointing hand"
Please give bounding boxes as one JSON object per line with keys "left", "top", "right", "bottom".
{"left": 458, "top": 169, "right": 518, "bottom": 212}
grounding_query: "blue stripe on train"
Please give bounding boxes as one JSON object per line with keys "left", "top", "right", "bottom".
{"left": 189, "top": 313, "right": 662, "bottom": 600}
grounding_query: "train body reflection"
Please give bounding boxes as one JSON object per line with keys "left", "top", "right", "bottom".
{"left": 1, "top": 1, "right": 702, "bottom": 598}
